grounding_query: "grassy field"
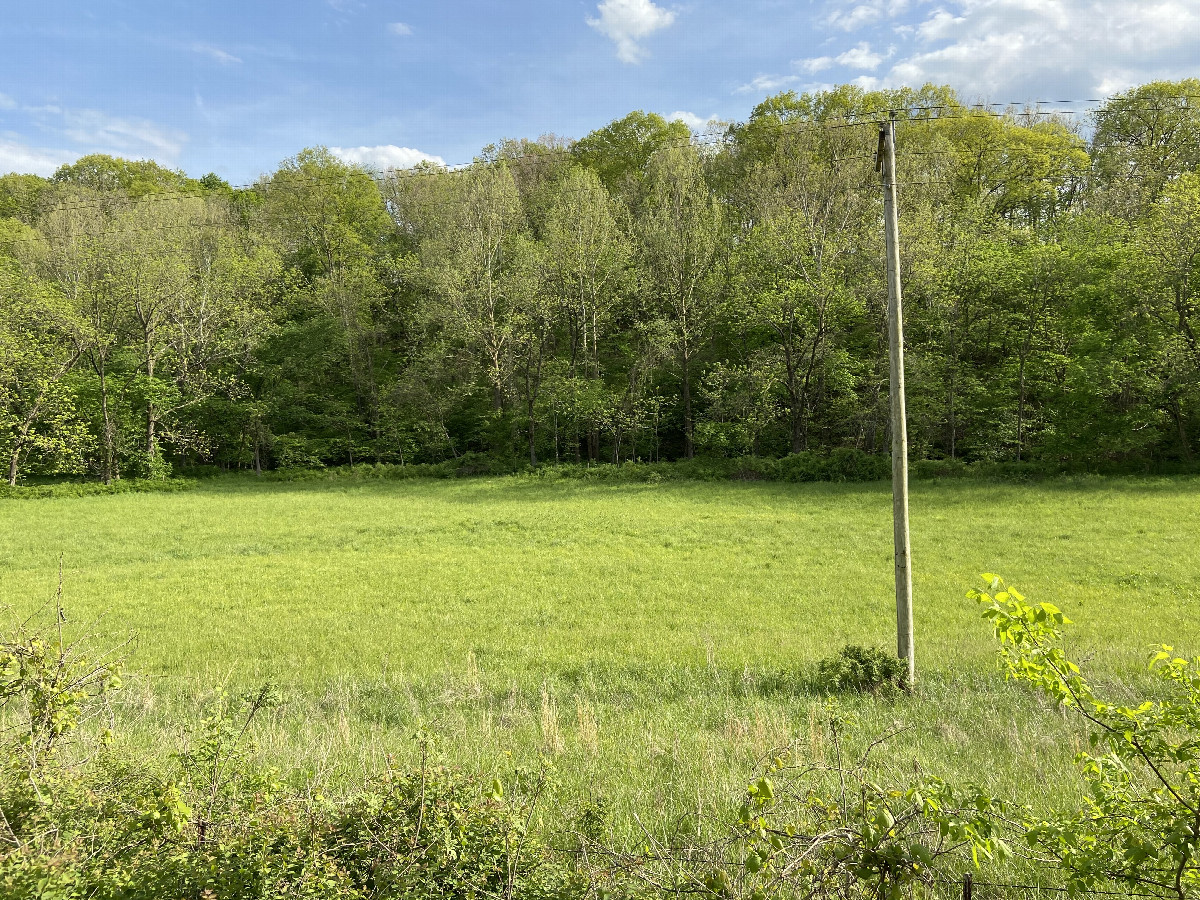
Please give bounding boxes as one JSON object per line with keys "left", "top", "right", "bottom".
{"left": 1, "top": 473, "right": 1198, "bottom": 844}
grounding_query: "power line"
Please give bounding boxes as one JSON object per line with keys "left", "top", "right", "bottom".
{"left": 7, "top": 115, "right": 881, "bottom": 221}
{"left": 0, "top": 163, "right": 1177, "bottom": 252}
{"left": 0, "top": 166, "right": 1168, "bottom": 253}
{"left": 7, "top": 91, "right": 1190, "bottom": 225}
{"left": 13, "top": 91, "right": 1195, "bottom": 220}
{"left": 2, "top": 94, "right": 1196, "bottom": 249}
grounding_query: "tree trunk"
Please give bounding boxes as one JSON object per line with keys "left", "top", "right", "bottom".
{"left": 145, "top": 355, "right": 158, "bottom": 459}
{"left": 1016, "top": 341, "right": 1031, "bottom": 462}
{"left": 948, "top": 379, "right": 957, "bottom": 461}
{"left": 525, "top": 362, "right": 539, "bottom": 466}
{"left": 7, "top": 446, "right": 19, "bottom": 487}
{"left": 681, "top": 349, "right": 694, "bottom": 459}
{"left": 782, "top": 343, "right": 803, "bottom": 454}
{"left": 98, "top": 359, "right": 114, "bottom": 484}
{"left": 1172, "top": 398, "right": 1193, "bottom": 462}
{"left": 947, "top": 325, "right": 959, "bottom": 460}
{"left": 789, "top": 393, "right": 803, "bottom": 454}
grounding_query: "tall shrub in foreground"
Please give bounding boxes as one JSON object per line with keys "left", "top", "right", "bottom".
{"left": 972, "top": 576, "right": 1200, "bottom": 900}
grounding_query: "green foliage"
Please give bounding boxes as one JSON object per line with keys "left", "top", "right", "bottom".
{"left": 589, "top": 705, "right": 1009, "bottom": 900}
{"left": 532, "top": 450, "right": 891, "bottom": 482}
{"left": 816, "top": 645, "right": 908, "bottom": 695}
{"left": 0, "top": 618, "right": 578, "bottom": 899}
{"left": 0, "top": 477, "right": 195, "bottom": 499}
{"left": 51, "top": 154, "right": 201, "bottom": 198}
{"left": 571, "top": 110, "right": 692, "bottom": 197}
{"left": 251, "top": 450, "right": 893, "bottom": 485}
{"left": 4, "top": 80, "right": 1200, "bottom": 479}
{"left": 0, "top": 175, "right": 50, "bottom": 225}
{"left": 0, "top": 607, "right": 123, "bottom": 771}
{"left": 0, "top": 260, "right": 90, "bottom": 485}
{"left": 972, "top": 576, "right": 1200, "bottom": 899}
{"left": 1092, "top": 79, "right": 1200, "bottom": 213}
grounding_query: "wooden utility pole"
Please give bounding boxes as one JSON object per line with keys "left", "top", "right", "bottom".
{"left": 878, "top": 113, "right": 915, "bottom": 685}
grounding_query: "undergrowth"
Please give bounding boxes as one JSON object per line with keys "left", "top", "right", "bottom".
{"left": 193, "top": 452, "right": 1200, "bottom": 488}
{"left": 0, "top": 477, "right": 196, "bottom": 500}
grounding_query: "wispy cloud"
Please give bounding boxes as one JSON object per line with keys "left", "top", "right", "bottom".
{"left": 60, "top": 109, "right": 186, "bottom": 159}
{"left": 827, "top": 0, "right": 911, "bottom": 31}
{"left": 735, "top": 73, "right": 803, "bottom": 94}
{"left": 387, "top": 22, "right": 413, "bottom": 36}
{"left": 741, "top": 41, "right": 887, "bottom": 98}
{"left": 836, "top": 42, "right": 885, "bottom": 70}
{"left": 192, "top": 43, "right": 242, "bottom": 65}
{"left": 0, "top": 139, "right": 76, "bottom": 177}
{"left": 666, "top": 110, "right": 719, "bottom": 131}
{"left": 797, "top": 56, "right": 835, "bottom": 74}
{"left": 0, "top": 93, "right": 16, "bottom": 110}
{"left": 331, "top": 145, "right": 446, "bottom": 171}
{"left": 587, "top": 0, "right": 676, "bottom": 64}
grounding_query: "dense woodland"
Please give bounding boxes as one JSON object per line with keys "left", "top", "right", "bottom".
{"left": 2, "top": 80, "right": 1200, "bottom": 484}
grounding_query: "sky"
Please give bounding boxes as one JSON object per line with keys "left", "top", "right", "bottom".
{"left": 2, "top": 0, "right": 1199, "bottom": 184}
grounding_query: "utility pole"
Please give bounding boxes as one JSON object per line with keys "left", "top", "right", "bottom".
{"left": 877, "top": 112, "right": 914, "bottom": 685}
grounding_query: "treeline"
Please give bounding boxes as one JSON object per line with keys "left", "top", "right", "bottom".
{"left": 2, "top": 80, "right": 1200, "bottom": 484}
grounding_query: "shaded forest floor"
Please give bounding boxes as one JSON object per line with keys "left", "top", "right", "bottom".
{"left": 1, "top": 475, "right": 1197, "bottom": 846}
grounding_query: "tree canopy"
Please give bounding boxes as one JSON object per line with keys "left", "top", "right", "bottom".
{"left": 2, "top": 81, "right": 1200, "bottom": 482}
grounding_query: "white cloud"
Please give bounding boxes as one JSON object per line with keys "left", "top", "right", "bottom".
{"left": 741, "top": 0, "right": 1200, "bottom": 107}
{"left": 387, "top": 22, "right": 413, "bottom": 36}
{"left": 876, "top": 0, "right": 1200, "bottom": 102}
{"left": 735, "top": 73, "right": 803, "bottom": 94}
{"left": 828, "top": 0, "right": 911, "bottom": 31}
{"left": 587, "top": 0, "right": 676, "bottom": 64}
{"left": 666, "top": 110, "right": 718, "bottom": 131}
{"left": 331, "top": 145, "right": 446, "bottom": 171}
{"left": 914, "top": 8, "right": 966, "bottom": 43}
{"left": 0, "top": 95, "right": 185, "bottom": 170}
{"left": 60, "top": 109, "right": 186, "bottom": 159}
{"left": 0, "top": 139, "right": 75, "bottom": 177}
{"left": 797, "top": 56, "right": 835, "bottom": 74}
{"left": 192, "top": 43, "right": 242, "bottom": 65}
{"left": 830, "top": 4, "right": 881, "bottom": 30}
{"left": 836, "top": 42, "right": 885, "bottom": 70}
{"left": 742, "top": 42, "right": 886, "bottom": 99}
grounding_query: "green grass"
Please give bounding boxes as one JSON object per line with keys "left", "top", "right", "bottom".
{"left": 2, "top": 474, "right": 1198, "bottom": 845}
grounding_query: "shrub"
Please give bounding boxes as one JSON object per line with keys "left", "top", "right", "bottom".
{"left": 578, "top": 702, "right": 1009, "bottom": 900}
{"left": 0, "top": 610, "right": 579, "bottom": 900}
{"left": 973, "top": 575, "right": 1200, "bottom": 899}
{"left": 0, "top": 478, "right": 196, "bottom": 500}
{"left": 815, "top": 644, "right": 909, "bottom": 695}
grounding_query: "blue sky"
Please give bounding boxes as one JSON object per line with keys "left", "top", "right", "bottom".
{"left": 2, "top": 0, "right": 1199, "bottom": 183}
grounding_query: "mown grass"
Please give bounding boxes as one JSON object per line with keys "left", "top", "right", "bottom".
{"left": 1, "top": 474, "right": 1197, "bottom": 847}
